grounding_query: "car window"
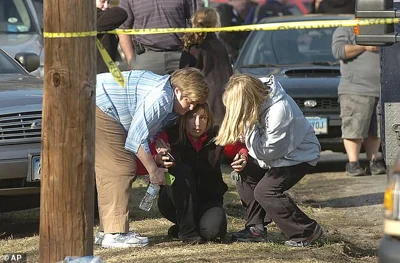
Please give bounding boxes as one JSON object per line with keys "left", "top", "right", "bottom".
{"left": 237, "top": 27, "right": 337, "bottom": 66}
{"left": 0, "top": 51, "right": 26, "bottom": 74}
{"left": 0, "top": 0, "right": 36, "bottom": 33}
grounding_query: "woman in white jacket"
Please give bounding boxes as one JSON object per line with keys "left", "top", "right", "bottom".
{"left": 216, "top": 74, "right": 322, "bottom": 247}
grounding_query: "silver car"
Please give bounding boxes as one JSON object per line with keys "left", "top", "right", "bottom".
{"left": 0, "top": 0, "right": 44, "bottom": 78}
{"left": 0, "top": 48, "right": 42, "bottom": 212}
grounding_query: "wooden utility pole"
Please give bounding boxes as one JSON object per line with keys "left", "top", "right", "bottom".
{"left": 39, "top": 0, "right": 96, "bottom": 262}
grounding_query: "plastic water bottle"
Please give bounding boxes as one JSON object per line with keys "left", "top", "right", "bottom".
{"left": 139, "top": 183, "right": 160, "bottom": 211}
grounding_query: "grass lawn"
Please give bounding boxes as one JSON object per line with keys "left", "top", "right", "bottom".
{"left": 0, "top": 166, "right": 379, "bottom": 263}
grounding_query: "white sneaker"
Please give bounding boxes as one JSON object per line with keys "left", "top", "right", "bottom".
{"left": 101, "top": 232, "right": 149, "bottom": 248}
{"left": 95, "top": 231, "right": 148, "bottom": 246}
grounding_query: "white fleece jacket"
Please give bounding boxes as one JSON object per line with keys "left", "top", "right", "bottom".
{"left": 245, "top": 76, "right": 321, "bottom": 169}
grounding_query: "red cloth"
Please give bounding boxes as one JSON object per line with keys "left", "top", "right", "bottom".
{"left": 224, "top": 141, "right": 248, "bottom": 161}
{"left": 136, "top": 131, "right": 169, "bottom": 175}
{"left": 187, "top": 132, "right": 208, "bottom": 152}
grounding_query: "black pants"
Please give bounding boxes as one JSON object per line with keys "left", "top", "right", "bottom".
{"left": 237, "top": 157, "right": 318, "bottom": 240}
{"left": 157, "top": 164, "right": 227, "bottom": 241}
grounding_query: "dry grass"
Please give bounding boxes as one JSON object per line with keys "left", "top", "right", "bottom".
{"left": 0, "top": 166, "right": 380, "bottom": 263}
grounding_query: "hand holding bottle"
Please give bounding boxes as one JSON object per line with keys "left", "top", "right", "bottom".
{"left": 149, "top": 167, "right": 167, "bottom": 185}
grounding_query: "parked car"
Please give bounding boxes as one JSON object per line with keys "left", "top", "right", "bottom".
{"left": 0, "top": 0, "right": 44, "bottom": 78}
{"left": 0, "top": 48, "right": 42, "bottom": 212}
{"left": 234, "top": 14, "right": 353, "bottom": 152}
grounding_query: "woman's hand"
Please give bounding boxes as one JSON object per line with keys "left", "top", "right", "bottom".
{"left": 155, "top": 139, "right": 175, "bottom": 168}
{"left": 154, "top": 153, "right": 175, "bottom": 168}
{"left": 231, "top": 153, "right": 247, "bottom": 172}
{"left": 156, "top": 138, "right": 171, "bottom": 154}
{"left": 149, "top": 167, "right": 167, "bottom": 185}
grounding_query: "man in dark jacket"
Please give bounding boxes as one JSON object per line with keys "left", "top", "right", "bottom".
{"left": 96, "top": 0, "right": 127, "bottom": 74}
{"left": 216, "top": 0, "right": 259, "bottom": 61}
{"left": 317, "top": 0, "right": 356, "bottom": 14}
{"left": 257, "top": 0, "right": 292, "bottom": 20}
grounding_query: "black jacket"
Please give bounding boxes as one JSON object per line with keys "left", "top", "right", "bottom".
{"left": 317, "top": 0, "right": 356, "bottom": 14}
{"left": 167, "top": 125, "right": 228, "bottom": 202}
{"left": 96, "top": 7, "right": 127, "bottom": 74}
{"left": 258, "top": 0, "right": 292, "bottom": 19}
{"left": 216, "top": 3, "right": 251, "bottom": 60}
{"left": 179, "top": 33, "right": 233, "bottom": 125}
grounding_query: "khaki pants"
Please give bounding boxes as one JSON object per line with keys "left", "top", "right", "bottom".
{"left": 95, "top": 107, "right": 137, "bottom": 233}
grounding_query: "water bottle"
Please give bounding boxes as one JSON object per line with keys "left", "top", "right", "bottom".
{"left": 139, "top": 183, "right": 160, "bottom": 211}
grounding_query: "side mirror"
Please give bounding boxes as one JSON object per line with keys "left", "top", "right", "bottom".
{"left": 15, "top": 52, "right": 40, "bottom": 72}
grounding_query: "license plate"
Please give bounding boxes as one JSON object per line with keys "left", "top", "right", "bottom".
{"left": 28, "top": 154, "right": 41, "bottom": 181}
{"left": 306, "top": 117, "right": 328, "bottom": 135}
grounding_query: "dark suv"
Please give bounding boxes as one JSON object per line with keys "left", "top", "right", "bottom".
{"left": 234, "top": 14, "right": 353, "bottom": 152}
{"left": 0, "top": 48, "right": 42, "bottom": 212}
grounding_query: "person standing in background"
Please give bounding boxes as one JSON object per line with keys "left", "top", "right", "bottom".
{"left": 118, "top": 0, "right": 199, "bottom": 75}
{"left": 317, "top": 0, "right": 356, "bottom": 14}
{"left": 309, "top": 0, "right": 324, "bottom": 13}
{"left": 179, "top": 8, "right": 233, "bottom": 125}
{"left": 332, "top": 26, "right": 386, "bottom": 176}
{"left": 96, "top": 0, "right": 128, "bottom": 74}
{"left": 257, "top": 0, "right": 292, "bottom": 19}
{"left": 216, "top": 0, "right": 259, "bottom": 62}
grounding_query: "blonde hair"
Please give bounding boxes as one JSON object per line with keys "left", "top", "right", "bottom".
{"left": 215, "top": 74, "right": 270, "bottom": 146}
{"left": 170, "top": 68, "right": 209, "bottom": 105}
{"left": 176, "top": 103, "right": 214, "bottom": 144}
{"left": 181, "top": 8, "right": 221, "bottom": 50}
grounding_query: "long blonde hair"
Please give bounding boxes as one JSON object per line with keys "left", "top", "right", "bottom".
{"left": 215, "top": 75, "right": 270, "bottom": 146}
{"left": 181, "top": 8, "right": 221, "bottom": 50}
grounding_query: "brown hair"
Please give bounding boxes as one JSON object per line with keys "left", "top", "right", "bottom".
{"left": 176, "top": 103, "right": 214, "bottom": 145}
{"left": 181, "top": 8, "right": 221, "bottom": 50}
{"left": 170, "top": 67, "right": 209, "bottom": 105}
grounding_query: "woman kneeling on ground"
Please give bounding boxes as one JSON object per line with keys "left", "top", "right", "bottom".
{"left": 143, "top": 103, "right": 244, "bottom": 244}
{"left": 153, "top": 103, "right": 244, "bottom": 244}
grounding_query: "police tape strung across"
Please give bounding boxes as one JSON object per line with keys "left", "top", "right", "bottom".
{"left": 96, "top": 38, "right": 126, "bottom": 87}
{"left": 42, "top": 18, "right": 400, "bottom": 87}
{"left": 44, "top": 18, "right": 400, "bottom": 38}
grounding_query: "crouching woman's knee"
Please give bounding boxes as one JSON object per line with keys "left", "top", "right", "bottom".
{"left": 199, "top": 206, "right": 227, "bottom": 241}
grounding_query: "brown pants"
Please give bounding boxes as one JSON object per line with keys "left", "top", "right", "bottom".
{"left": 95, "top": 107, "right": 137, "bottom": 233}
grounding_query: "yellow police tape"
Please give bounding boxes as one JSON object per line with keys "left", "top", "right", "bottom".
{"left": 96, "top": 38, "right": 126, "bottom": 87}
{"left": 43, "top": 18, "right": 400, "bottom": 86}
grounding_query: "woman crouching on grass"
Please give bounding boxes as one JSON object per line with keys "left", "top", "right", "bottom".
{"left": 215, "top": 74, "right": 323, "bottom": 247}
{"left": 152, "top": 104, "right": 239, "bottom": 244}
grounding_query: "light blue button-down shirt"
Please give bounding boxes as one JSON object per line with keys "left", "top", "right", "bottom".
{"left": 96, "top": 70, "right": 179, "bottom": 154}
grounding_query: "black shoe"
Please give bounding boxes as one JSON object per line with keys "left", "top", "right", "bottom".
{"left": 231, "top": 226, "right": 267, "bottom": 242}
{"left": 168, "top": 224, "right": 179, "bottom": 240}
{"left": 180, "top": 235, "right": 205, "bottom": 245}
{"left": 370, "top": 160, "right": 386, "bottom": 175}
{"left": 284, "top": 224, "right": 323, "bottom": 247}
{"left": 345, "top": 161, "right": 367, "bottom": 176}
